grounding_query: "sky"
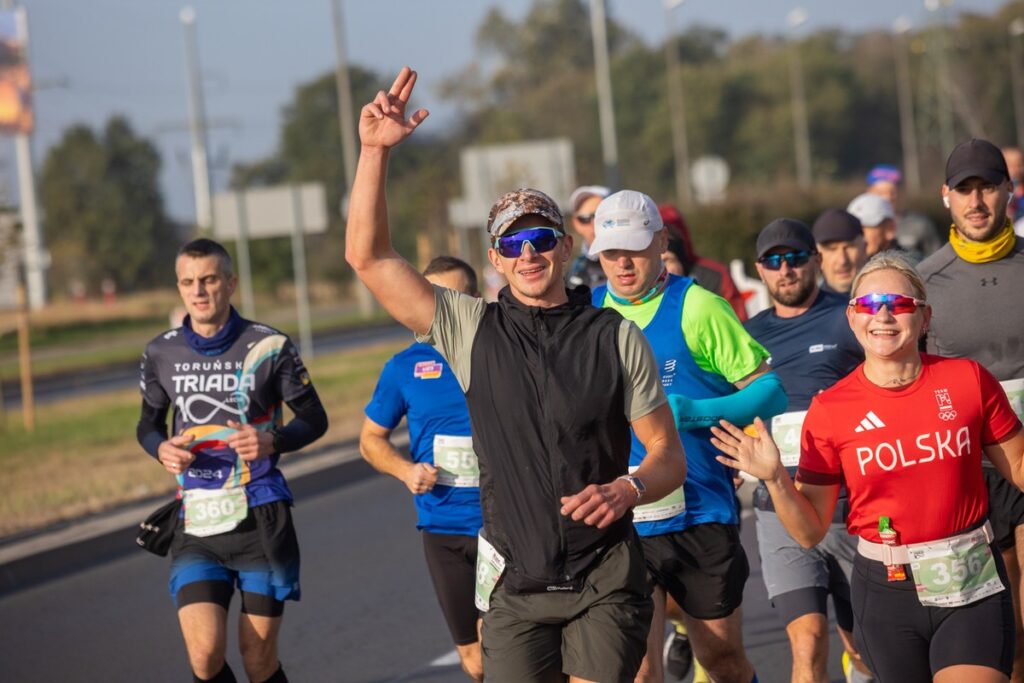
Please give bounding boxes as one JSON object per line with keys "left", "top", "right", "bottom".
{"left": 9, "top": 0, "right": 1011, "bottom": 224}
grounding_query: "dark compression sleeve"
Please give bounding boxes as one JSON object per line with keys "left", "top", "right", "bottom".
{"left": 137, "top": 400, "right": 170, "bottom": 459}
{"left": 271, "top": 388, "right": 329, "bottom": 454}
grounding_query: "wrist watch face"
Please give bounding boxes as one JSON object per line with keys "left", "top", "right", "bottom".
{"left": 630, "top": 476, "right": 646, "bottom": 496}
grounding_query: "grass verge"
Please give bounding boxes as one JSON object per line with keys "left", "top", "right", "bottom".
{"left": 0, "top": 339, "right": 405, "bottom": 539}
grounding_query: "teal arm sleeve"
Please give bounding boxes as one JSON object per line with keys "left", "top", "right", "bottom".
{"left": 668, "top": 372, "right": 788, "bottom": 431}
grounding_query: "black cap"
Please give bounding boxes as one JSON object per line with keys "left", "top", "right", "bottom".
{"left": 756, "top": 218, "right": 816, "bottom": 259}
{"left": 945, "top": 138, "right": 1010, "bottom": 188}
{"left": 812, "top": 209, "right": 863, "bottom": 244}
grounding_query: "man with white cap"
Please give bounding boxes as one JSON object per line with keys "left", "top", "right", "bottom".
{"left": 846, "top": 193, "right": 902, "bottom": 260}
{"left": 590, "top": 189, "right": 788, "bottom": 683}
{"left": 345, "top": 67, "right": 687, "bottom": 683}
{"left": 567, "top": 184, "right": 611, "bottom": 290}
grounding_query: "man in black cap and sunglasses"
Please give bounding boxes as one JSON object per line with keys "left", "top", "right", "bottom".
{"left": 919, "top": 138, "right": 1024, "bottom": 683}
{"left": 747, "top": 218, "right": 871, "bottom": 682}
{"left": 345, "top": 66, "right": 686, "bottom": 683}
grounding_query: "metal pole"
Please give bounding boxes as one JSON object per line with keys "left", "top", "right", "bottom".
{"left": 925, "top": 0, "right": 955, "bottom": 153}
{"left": 664, "top": 0, "right": 693, "bottom": 206}
{"left": 15, "top": 283, "right": 33, "bottom": 431}
{"left": 589, "top": 0, "right": 620, "bottom": 189}
{"left": 289, "top": 186, "right": 314, "bottom": 361}
{"left": 787, "top": 41, "right": 812, "bottom": 189}
{"left": 233, "top": 190, "right": 255, "bottom": 319}
{"left": 180, "top": 6, "right": 213, "bottom": 232}
{"left": 8, "top": 5, "right": 45, "bottom": 310}
{"left": 893, "top": 17, "right": 922, "bottom": 194}
{"left": 330, "top": 0, "right": 375, "bottom": 317}
{"left": 1010, "top": 19, "right": 1024, "bottom": 148}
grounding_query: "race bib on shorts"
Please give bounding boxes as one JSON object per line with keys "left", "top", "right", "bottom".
{"left": 629, "top": 465, "right": 684, "bottom": 522}
{"left": 183, "top": 487, "right": 248, "bottom": 537}
{"left": 1000, "top": 379, "right": 1024, "bottom": 423}
{"left": 907, "top": 527, "right": 1004, "bottom": 607}
{"left": 474, "top": 532, "right": 506, "bottom": 612}
{"left": 771, "top": 410, "right": 808, "bottom": 469}
{"left": 433, "top": 435, "right": 479, "bottom": 488}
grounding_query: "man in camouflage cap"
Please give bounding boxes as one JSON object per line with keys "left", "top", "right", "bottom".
{"left": 345, "top": 67, "right": 686, "bottom": 683}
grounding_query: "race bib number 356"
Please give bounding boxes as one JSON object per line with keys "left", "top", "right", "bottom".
{"left": 908, "top": 529, "right": 1004, "bottom": 608}
{"left": 184, "top": 487, "right": 248, "bottom": 538}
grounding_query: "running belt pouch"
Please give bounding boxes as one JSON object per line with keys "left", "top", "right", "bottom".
{"left": 135, "top": 499, "right": 181, "bottom": 556}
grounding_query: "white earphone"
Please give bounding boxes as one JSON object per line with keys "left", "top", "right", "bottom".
{"left": 943, "top": 196, "right": 950, "bottom": 209}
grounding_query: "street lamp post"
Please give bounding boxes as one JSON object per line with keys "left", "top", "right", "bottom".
{"left": 893, "top": 16, "right": 922, "bottom": 194}
{"left": 787, "top": 8, "right": 812, "bottom": 190}
{"left": 924, "top": 0, "right": 956, "bottom": 153}
{"left": 180, "top": 6, "right": 213, "bottom": 233}
{"left": 1009, "top": 18, "right": 1024, "bottom": 148}
{"left": 664, "top": 0, "right": 693, "bottom": 206}
{"left": 590, "top": 0, "right": 620, "bottom": 189}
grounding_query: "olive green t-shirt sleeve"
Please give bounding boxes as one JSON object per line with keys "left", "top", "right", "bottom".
{"left": 617, "top": 319, "right": 668, "bottom": 421}
{"left": 682, "top": 285, "right": 769, "bottom": 383}
{"left": 415, "top": 285, "right": 486, "bottom": 392}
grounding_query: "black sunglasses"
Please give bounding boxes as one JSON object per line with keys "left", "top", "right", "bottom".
{"left": 758, "top": 250, "right": 815, "bottom": 270}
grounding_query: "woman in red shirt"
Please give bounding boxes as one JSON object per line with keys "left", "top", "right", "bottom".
{"left": 712, "top": 253, "right": 1024, "bottom": 683}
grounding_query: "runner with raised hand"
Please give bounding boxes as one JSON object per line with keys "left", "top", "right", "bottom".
{"left": 714, "top": 252, "right": 1024, "bottom": 683}
{"left": 360, "top": 256, "right": 484, "bottom": 682}
{"left": 346, "top": 67, "right": 686, "bottom": 683}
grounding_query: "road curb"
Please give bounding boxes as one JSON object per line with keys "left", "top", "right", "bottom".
{"left": 0, "top": 432, "right": 408, "bottom": 596}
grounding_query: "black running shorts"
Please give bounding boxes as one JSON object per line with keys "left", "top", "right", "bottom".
{"left": 640, "top": 522, "right": 749, "bottom": 620}
{"left": 985, "top": 468, "right": 1024, "bottom": 551}
{"left": 422, "top": 531, "right": 480, "bottom": 646}
{"left": 851, "top": 547, "right": 1014, "bottom": 682}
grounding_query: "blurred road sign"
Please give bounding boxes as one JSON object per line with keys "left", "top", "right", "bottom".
{"left": 212, "top": 183, "right": 327, "bottom": 239}
{"left": 691, "top": 156, "right": 730, "bottom": 205}
{"left": 448, "top": 139, "right": 576, "bottom": 228}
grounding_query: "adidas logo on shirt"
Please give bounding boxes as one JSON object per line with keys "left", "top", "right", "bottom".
{"left": 854, "top": 411, "right": 886, "bottom": 432}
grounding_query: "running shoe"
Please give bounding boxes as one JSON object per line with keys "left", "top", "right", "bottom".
{"left": 663, "top": 628, "right": 693, "bottom": 681}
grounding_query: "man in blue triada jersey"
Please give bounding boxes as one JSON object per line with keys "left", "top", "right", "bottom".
{"left": 591, "top": 190, "right": 787, "bottom": 683}
{"left": 361, "top": 256, "right": 484, "bottom": 682}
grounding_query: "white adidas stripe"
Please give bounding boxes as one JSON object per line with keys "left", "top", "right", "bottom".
{"left": 854, "top": 410, "right": 886, "bottom": 433}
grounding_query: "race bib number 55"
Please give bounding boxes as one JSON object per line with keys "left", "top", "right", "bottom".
{"left": 433, "top": 435, "right": 479, "bottom": 488}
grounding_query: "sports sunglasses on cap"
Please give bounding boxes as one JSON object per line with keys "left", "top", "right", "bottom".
{"left": 757, "top": 250, "right": 814, "bottom": 271}
{"left": 848, "top": 293, "right": 926, "bottom": 315}
{"left": 493, "top": 228, "right": 564, "bottom": 258}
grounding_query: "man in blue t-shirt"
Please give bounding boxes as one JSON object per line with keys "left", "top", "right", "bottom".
{"left": 360, "top": 256, "right": 484, "bottom": 682}
{"left": 744, "top": 218, "right": 870, "bottom": 682}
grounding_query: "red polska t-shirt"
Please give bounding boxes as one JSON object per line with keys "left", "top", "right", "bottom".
{"left": 796, "top": 354, "right": 1021, "bottom": 544}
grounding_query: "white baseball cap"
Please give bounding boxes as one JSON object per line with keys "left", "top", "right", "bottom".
{"left": 847, "top": 193, "right": 895, "bottom": 228}
{"left": 569, "top": 185, "right": 611, "bottom": 212}
{"left": 589, "top": 190, "right": 664, "bottom": 255}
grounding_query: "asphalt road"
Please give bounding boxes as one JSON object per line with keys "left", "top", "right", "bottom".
{"left": 0, "top": 461, "right": 847, "bottom": 682}
{"left": 0, "top": 321, "right": 411, "bottom": 409}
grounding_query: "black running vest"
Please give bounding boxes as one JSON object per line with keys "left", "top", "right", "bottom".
{"left": 468, "top": 286, "right": 633, "bottom": 593}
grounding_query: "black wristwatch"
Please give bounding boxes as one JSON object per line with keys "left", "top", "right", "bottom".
{"left": 616, "top": 475, "right": 646, "bottom": 506}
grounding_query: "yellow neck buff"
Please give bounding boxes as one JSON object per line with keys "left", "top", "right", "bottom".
{"left": 949, "top": 218, "right": 1016, "bottom": 264}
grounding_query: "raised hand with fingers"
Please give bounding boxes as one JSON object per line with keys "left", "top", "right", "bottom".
{"left": 226, "top": 420, "right": 275, "bottom": 462}
{"left": 359, "top": 66, "right": 430, "bottom": 149}
{"left": 710, "top": 416, "right": 784, "bottom": 482}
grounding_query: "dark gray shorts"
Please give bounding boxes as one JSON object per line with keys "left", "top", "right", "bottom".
{"left": 755, "top": 509, "right": 855, "bottom": 624}
{"left": 481, "top": 535, "right": 653, "bottom": 683}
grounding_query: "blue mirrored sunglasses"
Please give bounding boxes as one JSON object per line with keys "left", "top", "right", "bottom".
{"left": 494, "top": 228, "right": 564, "bottom": 258}
{"left": 758, "top": 250, "right": 814, "bottom": 271}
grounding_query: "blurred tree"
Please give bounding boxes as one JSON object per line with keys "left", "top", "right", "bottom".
{"left": 40, "top": 116, "right": 177, "bottom": 296}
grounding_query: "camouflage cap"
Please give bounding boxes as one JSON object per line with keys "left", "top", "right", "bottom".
{"left": 486, "top": 188, "right": 564, "bottom": 237}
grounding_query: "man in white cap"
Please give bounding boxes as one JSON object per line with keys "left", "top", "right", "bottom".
{"left": 567, "top": 185, "right": 611, "bottom": 290}
{"left": 590, "top": 189, "right": 787, "bottom": 683}
{"left": 846, "top": 193, "right": 901, "bottom": 259}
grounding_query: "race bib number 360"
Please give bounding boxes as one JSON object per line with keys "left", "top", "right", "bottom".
{"left": 908, "top": 530, "right": 1004, "bottom": 607}
{"left": 433, "top": 435, "right": 479, "bottom": 488}
{"left": 184, "top": 487, "right": 248, "bottom": 537}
